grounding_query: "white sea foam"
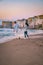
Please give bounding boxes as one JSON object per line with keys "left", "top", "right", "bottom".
{"left": 0, "top": 28, "right": 43, "bottom": 43}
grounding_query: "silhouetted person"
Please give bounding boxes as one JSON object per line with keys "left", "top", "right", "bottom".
{"left": 25, "top": 20, "right": 29, "bottom": 27}
{"left": 24, "top": 30, "right": 29, "bottom": 38}
{"left": 24, "top": 20, "right": 29, "bottom": 38}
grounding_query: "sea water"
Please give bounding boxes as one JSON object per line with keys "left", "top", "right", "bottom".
{"left": 0, "top": 28, "right": 43, "bottom": 43}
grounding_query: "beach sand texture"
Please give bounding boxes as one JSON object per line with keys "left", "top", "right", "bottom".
{"left": 0, "top": 37, "right": 43, "bottom": 65}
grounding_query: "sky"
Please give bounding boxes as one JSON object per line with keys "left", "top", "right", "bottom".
{"left": 0, "top": 0, "right": 43, "bottom": 21}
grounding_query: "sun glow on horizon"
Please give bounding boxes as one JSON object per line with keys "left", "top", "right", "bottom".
{"left": 0, "top": 0, "right": 43, "bottom": 20}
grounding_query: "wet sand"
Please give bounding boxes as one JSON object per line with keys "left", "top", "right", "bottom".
{"left": 0, "top": 37, "right": 43, "bottom": 65}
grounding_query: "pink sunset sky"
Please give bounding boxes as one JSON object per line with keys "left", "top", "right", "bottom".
{"left": 0, "top": 0, "right": 43, "bottom": 20}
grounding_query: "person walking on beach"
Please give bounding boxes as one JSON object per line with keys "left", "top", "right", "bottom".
{"left": 13, "top": 21, "right": 19, "bottom": 33}
{"left": 24, "top": 20, "right": 29, "bottom": 38}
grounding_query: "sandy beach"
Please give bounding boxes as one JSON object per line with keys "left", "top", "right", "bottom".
{"left": 0, "top": 35, "right": 43, "bottom": 65}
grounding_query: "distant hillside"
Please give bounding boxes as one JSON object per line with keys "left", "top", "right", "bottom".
{"left": 38, "top": 15, "right": 43, "bottom": 19}
{"left": 27, "top": 15, "right": 43, "bottom": 22}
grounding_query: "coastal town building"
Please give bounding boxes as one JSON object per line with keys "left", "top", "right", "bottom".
{"left": 27, "top": 17, "right": 35, "bottom": 29}
{"left": 2, "top": 21, "right": 12, "bottom": 28}
{"left": 27, "top": 15, "right": 43, "bottom": 29}
{"left": 34, "top": 15, "right": 43, "bottom": 29}
{"left": 16, "top": 19, "right": 26, "bottom": 28}
{"left": 0, "top": 15, "right": 43, "bottom": 29}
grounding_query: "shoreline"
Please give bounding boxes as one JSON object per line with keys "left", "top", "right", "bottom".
{"left": 0, "top": 33, "right": 43, "bottom": 44}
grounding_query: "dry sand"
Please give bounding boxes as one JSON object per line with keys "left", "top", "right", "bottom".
{"left": 0, "top": 37, "right": 43, "bottom": 65}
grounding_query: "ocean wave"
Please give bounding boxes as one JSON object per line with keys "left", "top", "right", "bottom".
{"left": 0, "top": 28, "right": 43, "bottom": 43}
